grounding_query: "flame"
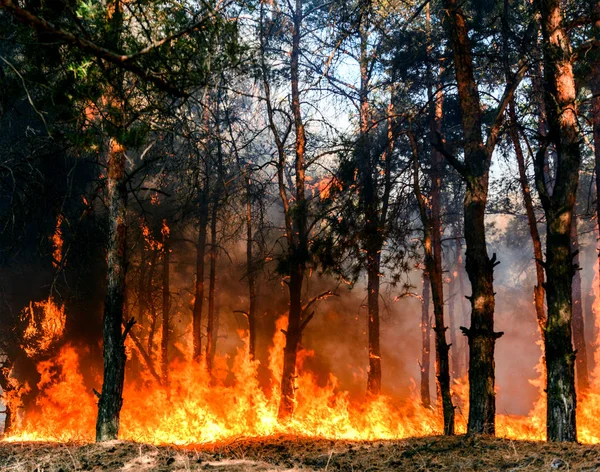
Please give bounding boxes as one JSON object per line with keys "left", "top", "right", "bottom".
{"left": 20, "top": 298, "right": 66, "bottom": 358}
{"left": 141, "top": 221, "right": 163, "bottom": 251}
{"left": 576, "top": 269, "right": 600, "bottom": 443}
{"left": 51, "top": 215, "right": 64, "bottom": 268}
{"left": 5, "top": 286, "right": 600, "bottom": 444}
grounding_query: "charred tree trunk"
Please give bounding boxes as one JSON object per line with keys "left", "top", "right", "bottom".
{"left": 456, "top": 248, "right": 469, "bottom": 374}
{"left": 509, "top": 114, "right": 546, "bottom": 334}
{"left": 420, "top": 273, "right": 431, "bottom": 408}
{"left": 355, "top": 10, "right": 384, "bottom": 396}
{"left": 462, "top": 179, "right": 499, "bottom": 436}
{"left": 279, "top": 264, "right": 304, "bottom": 418}
{"left": 411, "top": 127, "right": 455, "bottom": 434}
{"left": 192, "top": 194, "right": 208, "bottom": 361}
{"left": 146, "top": 249, "right": 158, "bottom": 355}
{"left": 502, "top": 0, "right": 546, "bottom": 336}
{"left": 366, "top": 250, "right": 382, "bottom": 395}
{"left": 96, "top": 137, "right": 129, "bottom": 442}
{"left": 246, "top": 178, "right": 257, "bottom": 359}
{"left": 535, "top": 0, "right": 580, "bottom": 442}
{"left": 277, "top": 0, "right": 308, "bottom": 419}
{"left": 571, "top": 215, "right": 589, "bottom": 392}
{"left": 448, "top": 275, "right": 459, "bottom": 379}
{"left": 451, "top": 222, "right": 469, "bottom": 379}
{"left": 161, "top": 221, "right": 170, "bottom": 387}
{"left": 592, "top": 0, "right": 600, "bottom": 323}
{"left": 206, "top": 202, "right": 218, "bottom": 375}
{"left": 430, "top": 158, "right": 455, "bottom": 435}
{"left": 138, "top": 247, "right": 148, "bottom": 327}
{"left": 426, "top": 9, "right": 454, "bottom": 433}
{"left": 2, "top": 406, "right": 11, "bottom": 437}
{"left": 129, "top": 245, "right": 147, "bottom": 377}
{"left": 0, "top": 360, "right": 13, "bottom": 437}
{"left": 440, "top": 0, "right": 509, "bottom": 434}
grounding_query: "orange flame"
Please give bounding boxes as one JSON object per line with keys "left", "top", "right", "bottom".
{"left": 20, "top": 298, "right": 66, "bottom": 358}
{"left": 4, "top": 288, "right": 600, "bottom": 444}
{"left": 51, "top": 215, "right": 64, "bottom": 268}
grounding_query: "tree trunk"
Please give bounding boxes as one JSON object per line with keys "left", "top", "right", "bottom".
{"left": 430, "top": 153, "right": 454, "bottom": 436}
{"left": 454, "top": 238, "right": 469, "bottom": 375}
{"left": 462, "top": 183, "right": 498, "bottom": 436}
{"left": 129, "top": 244, "right": 147, "bottom": 377}
{"left": 420, "top": 272, "right": 431, "bottom": 408}
{"left": 535, "top": 0, "right": 580, "bottom": 442}
{"left": 592, "top": 0, "right": 600, "bottom": 339}
{"left": 452, "top": 223, "right": 469, "bottom": 380}
{"left": 246, "top": 178, "right": 257, "bottom": 359}
{"left": 502, "top": 0, "right": 546, "bottom": 336}
{"left": 277, "top": 0, "right": 308, "bottom": 419}
{"left": 411, "top": 129, "right": 455, "bottom": 433}
{"left": 161, "top": 221, "right": 170, "bottom": 387}
{"left": 2, "top": 406, "right": 11, "bottom": 437}
{"left": 278, "top": 264, "right": 304, "bottom": 418}
{"left": 366, "top": 251, "right": 382, "bottom": 395}
{"left": 0, "top": 359, "right": 13, "bottom": 437}
{"left": 426, "top": 10, "right": 454, "bottom": 433}
{"left": 138, "top": 246, "right": 148, "bottom": 327}
{"left": 192, "top": 195, "right": 208, "bottom": 361}
{"left": 146, "top": 249, "right": 158, "bottom": 355}
{"left": 571, "top": 215, "right": 589, "bottom": 392}
{"left": 206, "top": 202, "right": 218, "bottom": 375}
{"left": 509, "top": 111, "right": 546, "bottom": 334}
{"left": 96, "top": 138, "right": 128, "bottom": 442}
{"left": 448, "top": 275, "right": 459, "bottom": 379}
{"left": 441, "top": 0, "right": 502, "bottom": 435}
{"left": 355, "top": 9, "right": 383, "bottom": 396}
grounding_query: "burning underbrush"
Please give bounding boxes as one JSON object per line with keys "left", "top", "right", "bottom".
{"left": 2, "top": 310, "right": 600, "bottom": 447}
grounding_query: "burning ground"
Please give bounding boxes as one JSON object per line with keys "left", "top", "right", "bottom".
{"left": 2, "top": 435, "right": 600, "bottom": 471}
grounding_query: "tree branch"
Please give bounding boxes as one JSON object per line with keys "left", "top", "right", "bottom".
{"left": 431, "top": 130, "right": 467, "bottom": 178}
{"left": 0, "top": 0, "right": 188, "bottom": 97}
{"left": 485, "top": 18, "right": 538, "bottom": 156}
{"left": 301, "top": 290, "right": 337, "bottom": 316}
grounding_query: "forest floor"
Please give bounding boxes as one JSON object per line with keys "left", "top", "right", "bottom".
{"left": 0, "top": 434, "right": 599, "bottom": 471}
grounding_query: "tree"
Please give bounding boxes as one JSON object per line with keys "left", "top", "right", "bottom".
{"left": 534, "top": 0, "right": 581, "bottom": 443}
{"left": 436, "top": 0, "right": 533, "bottom": 434}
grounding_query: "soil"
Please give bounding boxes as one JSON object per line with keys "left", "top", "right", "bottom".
{"left": 0, "top": 434, "right": 599, "bottom": 471}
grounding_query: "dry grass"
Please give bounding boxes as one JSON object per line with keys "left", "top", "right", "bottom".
{"left": 0, "top": 435, "right": 599, "bottom": 471}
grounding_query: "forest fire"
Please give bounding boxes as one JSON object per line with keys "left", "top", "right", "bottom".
{"left": 2, "top": 299, "right": 600, "bottom": 446}
{"left": 3, "top": 0, "right": 600, "bottom": 469}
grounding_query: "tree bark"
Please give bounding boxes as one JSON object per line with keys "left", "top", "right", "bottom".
{"left": 509, "top": 114, "right": 546, "bottom": 334}
{"left": 246, "top": 177, "right": 257, "bottom": 359}
{"left": 206, "top": 202, "right": 218, "bottom": 375}
{"left": 0, "top": 359, "right": 13, "bottom": 436}
{"left": 192, "top": 194, "right": 208, "bottom": 361}
{"left": 535, "top": 0, "right": 580, "bottom": 442}
{"left": 420, "top": 272, "right": 431, "bottom": 408}
{"left": 278, "top": 265, "right": 304, "bottom": 418}
{"left": 592, "top": 0, "right": 600, "bottom": 341}
{"left": 411, "top": 126, "right": 455, "bottom": 434}
{"left": 161, "top": 221, "right": 170, "bottom": 387}
{"left": 441, "top": 0, "right": 504, "bottom": 435}
{"left": 146, "top": 249, "right": 158, "bottom": 354}
{"left": 355, "top": 8, "right": 384, "bottom": 396}
{"left": 277, "top": 0, "right": 308, "bottom": 419}
{"left": 96, "top": 137, "right": 129, "bottom": 442}
{"left": 571, "top": 215, "right": 589, "bottom": 392}
{"left": 448, "top": 274, "right": 459, "bottom": 379}
{"left": 366, "top": 250, "right": 382, "bottom": 396}
{"left": 501, "top": 0, "right": 547, "bottom": 337}
{"left": 425, "top": 10, "right": 454, "bottom": 433}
